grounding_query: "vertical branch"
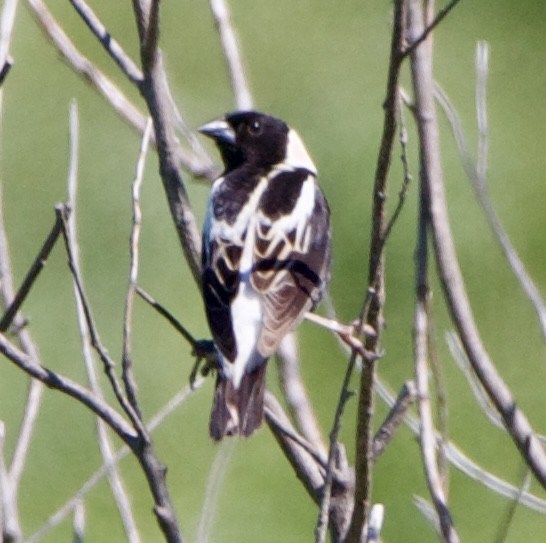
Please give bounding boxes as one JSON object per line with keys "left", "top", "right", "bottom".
{"left": 0, "top": 420, "right": 6, "bottom": 542}
{"left": 413, "top": 131, "right": 458, "bottom": 541}
{"left": 0, "top": 0, "right": 18, "bottom": 68}
{"left": 132, "top": 0, "right": 202, "bottom": 284}
{"left": 122, "top": 117, "right": 153, "bottom": 420}
{"left": 276, "top": 334, "right": 327, "bottom": 459}
{"left": 408, "top": 0, "right": 546, "bottom": 491}
{"left": 208, "top": 0, "right": 253, "bottom": 110}
{"left": 346, "top": 1, "right": 407, "bottom": 541}
{"left": 196, "top": 440, "right": 236, "bottom": 543}
{"left": 67, "top": 102, "right": 141, "bottom": 543}
{"left": 72, "top": 499, "right": 85, "bottom": 543}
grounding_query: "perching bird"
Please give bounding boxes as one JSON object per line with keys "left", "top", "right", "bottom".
{"left": 199, "top": 111, "right": 331, "bottom": 440}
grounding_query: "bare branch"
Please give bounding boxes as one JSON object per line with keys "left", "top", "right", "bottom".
{"left": 69, "top": 0, "right": 143, "bottom": 84}
{"left": 0, "top": 57, "right": 12, "bottom": 87}
{"left": 415, "top": 292, "right": 458, "bottom": 542}
{"left": 196, "top": 440, "right": 236, "bottom": 543}
{"left": 135, "top": 287, "right": 200, "bottom": 350}
{"left": 0, "top": 333, "right": 137, "bottom": 444}
{"left": 434, "top": 49, "right": 546, "bottom": 340}
{"left": 72, "top": 499, "right": 85, "bottom": 543}
{"left": 67, "top": 101, "right": 141, "bottom": 543}
{"left": 412, "top": 67, "right": 458, "bottom": 537}
{"left": 375, "top": 376, "right": 546, "bottom": 514}
{"left": 401, "top": 0, "right": 462, "bottom": 59}
{"left": 27, "top": 0, "right": 149, "bottom": 140}
{"left": 407, "top": 0, "right": 546, "bottom": 492}
{"left": 372, "top": 381, "right": 416, "bottom": 460}
{"left": 131, "top": 2, "right": 202, "bottom": 285}
{"left": 265, "top": 392, "right": 326, "bottom": 504}
{"left": 493, "top": 468, "right": 530, "bottom": 543}
{"left": 208, "top": 0, "right": 253, "bottom": 110}
{"left": 0, "top": 0, "right": 19, "bottom": 67}
{"left": 276, "top": 333, "right": 327, "bottom": 459}
{"left": 59, "top": 204, "right": 149, "bottom": 439}
{"left": 0, "top": 213, "right": 63, "bottom": 332}
{"left": 382, "top": 94, "right": 414, "bottom": 245}
{"left": 27, "top": 381, "right": 203, "bottom": 543}
{"left": 121, "top": 118, "right": 153, "bottom": 418}
{"left": 346, "top": 1, "right": 407, "bottom": 540}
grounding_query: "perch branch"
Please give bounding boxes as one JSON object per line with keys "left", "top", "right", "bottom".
{"left": 345, "top": 1, "right": 407, "bottom": 541}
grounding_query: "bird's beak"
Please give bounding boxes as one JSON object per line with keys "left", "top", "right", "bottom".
{"left": 198, "top": 118, "right": 236, "bottom": 145}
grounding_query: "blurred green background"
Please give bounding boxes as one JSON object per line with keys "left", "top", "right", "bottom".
{"left": 1, "top": 1, "right": 546, "bottom": 541}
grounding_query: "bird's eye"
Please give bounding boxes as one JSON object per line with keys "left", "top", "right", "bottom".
{"left": 247, "top": 120, "right": 262, "bottom": 136}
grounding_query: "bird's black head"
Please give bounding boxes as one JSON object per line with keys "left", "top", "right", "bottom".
{"left": 199, "top": 111, "right": 290, "bottom": 172}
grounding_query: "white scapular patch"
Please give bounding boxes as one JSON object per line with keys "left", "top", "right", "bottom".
{"left": 283, "top": 129, "right": 317, "bottom": 174}
{"left": 257, "top": 174, "right": 316, "bottom": 253}
{"left": 209, "top": 177, "right": 268, "bottom": 247}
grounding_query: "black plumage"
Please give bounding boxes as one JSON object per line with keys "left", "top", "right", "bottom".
{"left": 199, "top": 111, "right": 331, "bottom": 440}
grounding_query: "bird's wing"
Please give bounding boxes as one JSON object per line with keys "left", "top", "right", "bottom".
{"left": 251, "top": 170, "right": 331, "bottom": 357}
{"left": 201, "top": 195, "right": 243, "bottom": 362}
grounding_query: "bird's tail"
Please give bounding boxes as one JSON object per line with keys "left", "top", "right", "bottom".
{"left": 209, "top": 364, "right": 267, "bottom": 441}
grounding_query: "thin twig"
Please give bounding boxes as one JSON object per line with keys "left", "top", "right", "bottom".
{"left": 135, "top": 287, "right": 199, "bottom": 349}
{"left": 208, "top": 0, "right": 253, "bottom": 110}
{"left": 0, "top": 0, "right": 18, "bottom": 67}
{"left": 26, "top": 381, "right": 203, "bottom": 543}
{"left": 409, "top": 0, "right": 546, "bottom": 493}
{"left": 122, "top": 117, "right": 153, "bottom": 418}
{"left": 382, "top": 92, "right": 413, "bottom": 244}
{"left": 372, "top": 381, "right": 417, "bottom": 460}
{"left": 0, "top": 213, "right": 63, "bottom": 332}
{"left": 276, "top": 333, "right": 327, "bottom": 460}
{"left": 401, "top": 0, "right": 462, "bottom": 59}
{"left": 196, "top": 440, "right": 236, "bottom": 543}
{"left": 412, "top": 60, "right": 458, "bottom": 536}
{"left": 345, "top": 1, "right": 408, "bottom": 541}
{"left": 434, "top": 48, "right": 546, "bottom": 340}
{"left": 264, "top": 392, "right": 327, "bottom": 505}
{"left": 72, "top": 498, "right": 85, "bottom": 543}
{"left": 27, "top": 0, "right": 149, "bottom": 138}
{"left": 0, "top": 6, "right": 44, "bottom": 532}
{"left": 58, "top": 204, "right": 149, "bottom": 440}
{"left": 67, "top": 101, "right": 141, "bottom": 543}
{"left": 69, "top": 0, "right": 142, "bottom": 84}
{"left": 375, "top": 376, "right": 546, "bottom": 514}
{"left": 494, "top": 468, "right": 530, "bottom": 543}
{"left": 0, "top": 57, "right": 12, "bottom": 87}
{"left": 132, "top": 1, "right": 203, "bottom": 285}
{"left": 0, "top": 332, "right": 137, "bottom": 443}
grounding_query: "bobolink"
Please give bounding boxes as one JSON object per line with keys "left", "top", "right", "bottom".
{"left": 199, "top": 111, "right": 331, "bottom": 440}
